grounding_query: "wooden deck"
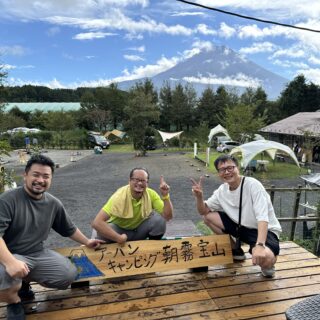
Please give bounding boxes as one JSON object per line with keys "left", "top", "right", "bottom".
{"left": 1, "top": 241, "right": 320, "bottom": 320}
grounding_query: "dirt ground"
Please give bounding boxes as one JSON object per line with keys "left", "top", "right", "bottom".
{"left": 3, "top": 149, "right": 319, "bottom": 248}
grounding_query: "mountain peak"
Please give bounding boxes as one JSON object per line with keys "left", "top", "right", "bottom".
{"left": 118, "top": 44, "right": 288, "bottom": 100}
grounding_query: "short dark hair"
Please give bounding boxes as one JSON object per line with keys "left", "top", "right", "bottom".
{"left": 25, "top": 154, "right": 55, "bottom": 174}
{"left": 129, "top": 167, "right": 149, "bottom": 180}
{"left": 214, "top": 154, "right": 238, "bottom": 170}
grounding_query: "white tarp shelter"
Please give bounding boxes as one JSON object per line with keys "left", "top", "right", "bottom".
{"left": 208, "top": 124, "right": 230, "bottom": 143}
{"left": 104, "top": 129, "right": 126, "bottom": 139}
{"left": 157, "top": 130, "right": 183, "bottom": 142}
{"left": 230, "top": 140, "right": 300, "bottom": 169}
{"left": 300, "top": 173, "right": 320, "bottom": 186}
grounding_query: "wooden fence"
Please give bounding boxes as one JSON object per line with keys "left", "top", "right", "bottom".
{"left": 266, "top": 186, "right": 320, "bottom": 255}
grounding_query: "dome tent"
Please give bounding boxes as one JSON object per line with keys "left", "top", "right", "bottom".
{"left": 208, "top": 124, "right": 230, "bottom": 144}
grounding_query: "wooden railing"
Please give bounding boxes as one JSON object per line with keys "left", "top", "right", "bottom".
{"left": 266, "top": 186, "right": 320, "bottom": 255}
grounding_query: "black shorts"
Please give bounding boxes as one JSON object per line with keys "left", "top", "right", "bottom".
{"left": 218, "top": 211, "right": 280, "bottom": 256}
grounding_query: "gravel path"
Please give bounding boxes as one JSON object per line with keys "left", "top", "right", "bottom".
{"left": 3, "top": 149, "right": 319, "bottom": 248}
{"left": 46, "top": 151, "right": 220, "bottom": 248}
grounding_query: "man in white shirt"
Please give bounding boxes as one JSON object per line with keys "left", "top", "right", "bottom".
{"left": 191, "top": 154, "right": 282, "bottom": 278}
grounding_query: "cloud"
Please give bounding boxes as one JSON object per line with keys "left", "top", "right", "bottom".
{"left": 0, "top": 45, "right": 27, "bottom": 56}
{"left": 196, "top": 24, "right": 217, "bottom": 36}
{"left": 0, "top": 0, "right": 150, "bottom": 20}
{"left": 8, "top": 77, "right": 64, "bottom": 89}
{"left": 73, "top": 32, "right": 117, "bottom": 40}
{"left": 273, "top": 59, "right": 309, "bottom": 69}
{"left": 183, "top": 73, "right": 262, "bottom": 88}
{"left": 47, "top": 26, "right": 60, "bottom": 36}
{"left": 171, "top": 11, "right": 205, "bottom": 17}
{"left": 2, "top": 64, "right": 16, "bottom": 70}
{"left": 45, "top": 12, "right": 194, "bottom": 37}
{"left": 193, "top": 1, "right": 320, "bottom": 20}
{"left": 219, "top": 22, "right": 236, "bottom": 38}
{"left": 297, "top": 68, "right": 320, "bottom": 84}
{"left": 123, "top": 54, "right": 144, "bottom": 61}
{"left": 271, "top": 47, "right": 305, "bottom": 59}
{"left": 124, "top": 33, "right": 144, "bottom": 40}
{"left": 309, "top": 56, "right": 320, "bottom": 65}
{"left": 128, "top": 46, "right": 145, "bottom": 52}
{"left": 239, "top": 42, "right": 277, "bottom": 54}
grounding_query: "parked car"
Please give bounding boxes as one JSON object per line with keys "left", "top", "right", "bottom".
{"left": 216, "top": 141, "right": 240, "bottom": 153}
{"left": 88, "top": 134, "right": 110, "bottom": 149}
{"left": 210, "top": 135, "right": 230, "bottom": 148}
{"left": 144, "top": 135, "right": 157, "bottom": 150}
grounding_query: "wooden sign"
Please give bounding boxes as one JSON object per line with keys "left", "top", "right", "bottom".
{"left": 55, "top": 235, "right": 232, "bottom": 282}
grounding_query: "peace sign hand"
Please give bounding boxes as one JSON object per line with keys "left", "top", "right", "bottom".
{"left": 190, "top": 176, "right": 204, "bottom": 199}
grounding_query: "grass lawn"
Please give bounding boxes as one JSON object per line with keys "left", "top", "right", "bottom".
{"left": 108, "top": 144, "right": 309, "bottom": 179}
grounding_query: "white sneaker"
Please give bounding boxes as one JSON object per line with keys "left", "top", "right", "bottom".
{"left": 261, "top": 266, "right": 275, "bottom": 278}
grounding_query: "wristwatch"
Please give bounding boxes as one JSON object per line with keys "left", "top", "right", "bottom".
{"left": 255, "top": 242, "right": 266, "bottom": 248}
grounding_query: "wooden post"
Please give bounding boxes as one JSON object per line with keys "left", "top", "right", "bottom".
{"left": 290, "top": 185, "right": 302, "bottom": 241}
{"left": 194, "top": 142, "right": 197, "bottom": 158}
{"left": 206, "top": 147, "right": 210, "bottom": 167}
{"left": 314, "top": 205, "right": 320, "bottom": 256}
{"left": 270, "top": 185, "right": 275, "bottom": 205}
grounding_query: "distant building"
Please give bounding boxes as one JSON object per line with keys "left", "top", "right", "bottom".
{"left": 260, "top": 112, "right": 320, "bottom": 163}
{"left": 4, "top": 102, "right": 81, "bottom": 112}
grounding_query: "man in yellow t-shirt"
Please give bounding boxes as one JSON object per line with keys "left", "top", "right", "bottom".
{"left": 91, "top": 167, "right": 173, "bottom": 244}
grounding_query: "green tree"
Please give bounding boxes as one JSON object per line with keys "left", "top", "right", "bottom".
{"left": 1, "top": 113, "right": 26, "bottom": 130}
{"left": 183, "top": 84, "right": 197, "bottom": 131}
{"left": 124, "top": 87, "right": 160, "bottom": 153}
{"left": 159, "top": 81, "right": 173, "bottom": 131}
{"left": 106, "top": 83, "right": 127, "bottom": 129}
{"left": 224, "top": 104, "right": 266, "bottom": 142}
{"left": 171, "top": 84, "right": 188, "bottom": 131}
{"left": 197, "top": 87, "right": 218, "bottom": 127}
{"left": 278, "top": 74, "right": 308, "bottom": 117}
{"left": 0, "top": 63, "right": 8, "bottom": 132}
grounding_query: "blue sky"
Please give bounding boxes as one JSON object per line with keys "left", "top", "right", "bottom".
{"left": 1, "top": 0, "right": 320, "bottom": 90}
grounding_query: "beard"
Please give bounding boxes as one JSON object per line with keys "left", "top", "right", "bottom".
{"left": 25, "top": 182, "right": 47, "bottom": 198}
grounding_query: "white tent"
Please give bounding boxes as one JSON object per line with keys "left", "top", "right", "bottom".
{"left": 208, "top": 124, "right": 230, "bottom": 143}
{"left": 300, "top": 173, "right": 320, "bottom": 186}
{"left": 157, "top": 130, "right": 183, "bottom": 142}
{"left": 230, "top": 140, "right": 300, "bottom": 169}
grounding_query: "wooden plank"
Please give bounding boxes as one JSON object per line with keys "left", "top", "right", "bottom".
{"left": 207, "top": 274, "right": 320, "bottom": 298}
{"left": 214, "top": 284, "right": 320, "bottom": 309}
{"left": 258, "top": 316, "right": 287, "bottom": 320}
{"left": 202, "top": 265, "right": 320, "bottom": 288}
{"left": 26, "top": 290, "right": 212, "bottom": 320}
{"left": 20, "top": 281, "right": 204, "bottom": 314}
{"left": 55, "top": 235, "right": 232, "bottom": 281}
{"left": 250, "top": 315, "right": 287, "bottom": 320}
{"left": 174, "top": 299, "right": 305, "bottom": 320}
{"left": 80, "top": 300, "right": 224, "bottom": 320}
{"left": 1, "top": 241, "right": 317, "bottom": 320}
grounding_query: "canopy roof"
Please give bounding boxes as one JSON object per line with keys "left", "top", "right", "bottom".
{"left": 208, "top": 124, "right": 230, "bottom": 143}
{"left": 230, "top": 140, "right": 300, "bottom": 169}
{"left": 300, "top": 173, "right": 320, "bottom": 186}
{"left": 157, "top": 130, "right": 183, "bottom": 142}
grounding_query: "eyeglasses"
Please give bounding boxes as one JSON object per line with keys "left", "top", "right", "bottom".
{"left": 130, "top": 177, "right": 148, "bottom": 184}
{"left": 217, "top": 165, "right": 236, "bottom": 174}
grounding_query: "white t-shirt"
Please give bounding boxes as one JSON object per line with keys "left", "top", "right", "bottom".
{"left": 205, "top": 177, "right": 282, "bottom": 237}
